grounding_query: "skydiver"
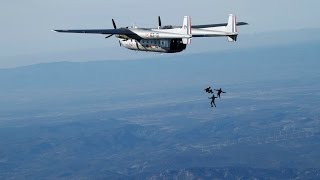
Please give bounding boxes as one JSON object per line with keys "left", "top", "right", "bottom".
{"left": 214, "top": 88, "right": 226, "bottom": 99}
{"left": 205, "top": 86, "right": 213, "bottom": 94}
{"left": 209, "top": 94, "right": 218, "bottom": 108}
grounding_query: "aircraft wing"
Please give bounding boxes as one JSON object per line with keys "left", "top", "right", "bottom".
{"left": 192, "top": 22, "right": 248, "bottom": 29}
{"left": 53, "top": 28, "right": 134, "bottom": 35}
{"left": 52, "top": 28, "right": 142, "bottom": 39}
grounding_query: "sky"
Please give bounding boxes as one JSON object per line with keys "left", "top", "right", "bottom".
{"left": 0, "top": 0, "right": 319, "bottom": 68}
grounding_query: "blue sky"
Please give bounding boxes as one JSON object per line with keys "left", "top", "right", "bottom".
{"left": 0, "top": 0, "right": 319, "bottom": 68}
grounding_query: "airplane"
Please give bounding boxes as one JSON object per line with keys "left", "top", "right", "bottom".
{"left": 53, "top": 14, "right": 248, "bottom": 53}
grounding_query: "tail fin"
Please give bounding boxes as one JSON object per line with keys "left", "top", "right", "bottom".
{"left": 181, "top": 16, "right": 192, "bottom": 44}
{"left": 226, "top": 14, "right": 238, "bottom": 42}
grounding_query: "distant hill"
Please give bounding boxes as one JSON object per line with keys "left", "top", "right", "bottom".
{"left": 0, "top": 40, "right": 319, "bottom": 92}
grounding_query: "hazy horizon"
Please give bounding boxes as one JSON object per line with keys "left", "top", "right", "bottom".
{"left": 1, "top": 28, "right": 319, "bottom": 69}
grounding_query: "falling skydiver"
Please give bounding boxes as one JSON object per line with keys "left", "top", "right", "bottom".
{"left": 209, "top": 94, "right": 218, "bottom": 107}
{"left": 214, "top": 88, "right": 226, "bottom": 99}
{"left": 205, "top": 86, "right": 213, "bottom": 94}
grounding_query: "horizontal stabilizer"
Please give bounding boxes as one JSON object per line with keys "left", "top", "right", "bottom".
{"left": 227, "top": 35, "right": 237, "bottom": 42}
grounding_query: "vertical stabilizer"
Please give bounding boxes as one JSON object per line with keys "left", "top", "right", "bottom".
{"left": 226, "top": 14, "right": 238, "bottom": 42}
{"left": 181, "top": 16, "right": 192, "bottom": 44}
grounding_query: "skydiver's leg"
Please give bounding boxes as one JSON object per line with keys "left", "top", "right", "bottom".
{"left": 213, "top": 101, "right": 216, "bottom": 107}
{"left": 210, "top": 101, "right": 214, "bottom": 107}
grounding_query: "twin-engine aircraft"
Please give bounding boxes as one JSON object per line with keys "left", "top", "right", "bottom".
{"left": 53, "top": 14, "right": 248, "bottom": 53}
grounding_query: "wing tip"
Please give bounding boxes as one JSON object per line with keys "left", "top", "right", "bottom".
{"left": 237, "top": 22, "right": 249, "bottom": 26}
{"left": 52, "top": 29, "right": 69, "bottom": 33}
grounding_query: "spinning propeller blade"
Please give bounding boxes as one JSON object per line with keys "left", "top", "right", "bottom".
{"left": 105, "top": 19, "right": 117, "bottom": 39}
{"left": 112, "top": 19, "right": 117, "bottom": 29}
{"left": 105, "top": 34, "right": 113, "bottom": 39}
{"left": 158, "top": 16, "right": 162, "bottom": 27}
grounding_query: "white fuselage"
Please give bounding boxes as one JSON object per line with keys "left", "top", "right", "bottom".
{"left": 119, "top": 38, "right": 186, "bottom": 53}
{"left": 130, "top": 28, "right": 191, "bottom": 39}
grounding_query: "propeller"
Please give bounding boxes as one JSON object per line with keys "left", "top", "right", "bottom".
{"left": 105, "top": 34, "right": 113, "bottom": 39}
{"left": 158, "top": 16, "right": 162, "bottom": 27}
{"left": 105, "top": 19, "right": 117, "bottom": 39}
{"left": 157, "top": 16, "right": 173, "bottom": 29}
{"left": 112, "top": 19, "right": 117, "bottom": 29}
